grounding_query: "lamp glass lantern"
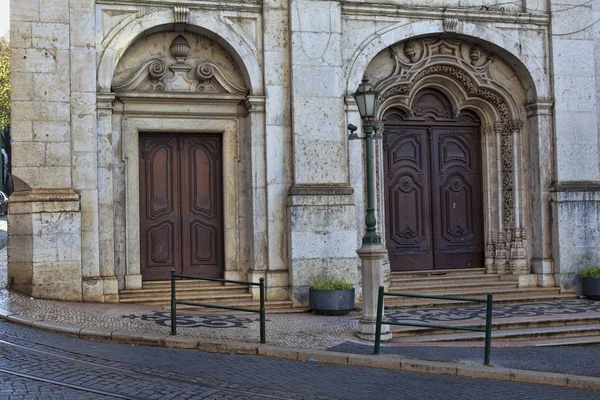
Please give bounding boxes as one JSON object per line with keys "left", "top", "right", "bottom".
{"left": 353, "top": 78, "right": 379, "bottom": 119}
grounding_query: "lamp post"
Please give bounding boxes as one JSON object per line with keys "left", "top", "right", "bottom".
{"left": 350, "top": 78, "right": 391, "bottom": 341}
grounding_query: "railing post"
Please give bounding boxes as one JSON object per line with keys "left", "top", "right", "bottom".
{"left": 259, "top": 278, "right": 266, "bottom": 344}
{"left": 484, "top": 293, "right": 493, "bottom": 366}
{"left": 374, "top": 286, "right": 385, "bottom": 355}
{"left": 171, "top": 269, "right": 176, "bottom": 336}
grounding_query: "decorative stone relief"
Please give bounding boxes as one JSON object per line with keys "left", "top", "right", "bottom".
{"left": 112, "top": 33, "right": 247, "bottom": 95}
{"left": 173, "top": 7, "right": 189, "bottom": 24}
{"left": 443, "top": 18, "right": 458, "bottom": 32}
{"left": 366, "top": 37, "right": 531, "bottom": 275}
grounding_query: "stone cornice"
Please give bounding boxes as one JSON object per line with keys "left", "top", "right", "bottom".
{"left": 342, "top": 3, "right": 550, "bottom": 26}
{"left": 96, "top": 0, "right": 262, "bottom": 13}
{"left": 289, "top": 185, "right": 354, "bottom": 196}
{"left": 553, "top": 181, "right": 600, "bottom": 192}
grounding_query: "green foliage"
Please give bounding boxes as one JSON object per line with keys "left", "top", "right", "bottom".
{"left": 580, "top": 266, "right": 600, "bottom": 279}
{"left": 0, "top": 35, "right": 9, "bottom": 129}
{"left": 310, "top": 277, "right": 353, "bottom": 291}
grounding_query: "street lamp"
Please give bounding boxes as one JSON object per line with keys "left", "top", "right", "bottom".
{"left": 349, "top": 78, "right": 391, "bottom": 341}
{"left": 350, "top": 78, "right": 382, "bottom": 245}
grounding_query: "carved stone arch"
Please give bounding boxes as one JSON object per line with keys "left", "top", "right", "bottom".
{"left": 344, "top": 22, "right": 544, "bottom": 101}
{"left": 356, "top": 35, "right": 534, "bottom": 278}
{"left": 410, "top": 88, "right": 454, "bottom": 121}
{"left": 97, "top": 9, "right": 263, "bottom": 95}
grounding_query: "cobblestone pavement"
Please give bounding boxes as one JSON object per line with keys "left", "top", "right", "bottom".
{"left": 1, "top": 321, "right": 599, "bottom": 400}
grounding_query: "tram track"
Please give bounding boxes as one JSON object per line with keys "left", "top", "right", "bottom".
{"left": 0, "top": 336, "right": 302, "bottom": 400}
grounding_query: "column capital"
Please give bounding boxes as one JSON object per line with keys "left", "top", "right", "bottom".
{"left": 244, "top": 95, "right": 266, "bottom": 114}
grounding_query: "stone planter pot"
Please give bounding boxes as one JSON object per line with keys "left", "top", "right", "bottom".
{"left": 309, "top": 288, "right": 355, "bottom": 315}
{"left": 582, "top": 278, "right": 600, "bottom": 300}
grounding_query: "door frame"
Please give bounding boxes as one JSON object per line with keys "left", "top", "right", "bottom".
{"left": 115, "top": 95, "right": 247, "bottom": 288}
{"left": 383, "top": 119, "right": 484, "bottom": 271}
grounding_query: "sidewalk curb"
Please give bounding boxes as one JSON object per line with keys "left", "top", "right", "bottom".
{"left": 1, "top": 310, "right": 599, "bottom": 390}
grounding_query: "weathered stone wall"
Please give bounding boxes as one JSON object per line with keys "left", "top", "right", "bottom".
{"left": 8, "top": 0, "right": 600, "bottom": 302}
{"left": 8, "top": 1, "right": 84, "bottom": 300}
{"left": 550, "top": 0, "right": 600, "bottom": 289}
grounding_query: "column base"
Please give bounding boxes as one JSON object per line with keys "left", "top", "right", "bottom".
{"left": 82, "top": 277, "right": 105, "bottom": 302}
{"left": 102, "top": 276, "right": 120, "bottom": 303}
{"left": 357, "top": 317, "right": 392, "bottom": 341}
{"left": 124, "top": 274, "right": 142, "bottom": 290}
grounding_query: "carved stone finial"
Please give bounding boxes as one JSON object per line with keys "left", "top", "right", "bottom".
{"left": 403, "top": 41, "right": 417, "bottom": 63}
{"left": 170, "top": 35, "right": 191, "bottom": 63}
{"left": 174, "top": 7, "right": 189, "bottom": 24}
{"left": 469, "top": 47, "right": 481, "bottom": 65}
{"left": 443, "top": 18, "right": 458, "bottom": 33}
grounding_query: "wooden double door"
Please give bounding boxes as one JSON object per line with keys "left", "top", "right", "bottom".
{"left": 140, "top": 133, "right": 224, "bottom": 281}
{"left": 383, "top": 122, "right": 484, "bottom": 271}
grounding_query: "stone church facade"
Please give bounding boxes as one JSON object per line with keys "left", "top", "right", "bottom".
{"left": 8, "top": 0, "right": 600, "bottom": 304}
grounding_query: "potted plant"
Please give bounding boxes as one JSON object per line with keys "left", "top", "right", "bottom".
{"left": 309, "top": 277, "right": 355, "bottom": 315}
{"left": 580, "top": 266, "right": 600, "bottom": 300}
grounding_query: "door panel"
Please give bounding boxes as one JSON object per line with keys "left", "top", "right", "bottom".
{"left": 384, "top": 127, "right": 433, "bottom": 270}
{"left": 384, "top": 125, "right": 483, "bottom": 271}
{"left": 140, "top": 136, "right": 181, "bottom": 280}
{"left": 431, "top": 128, "right": 483, "bottom": 268}
{"left": 140, "top": 133, "right": 224, "bottom": 281}
{"left": 180, "top": 136, "right": 223, "bottom": 278}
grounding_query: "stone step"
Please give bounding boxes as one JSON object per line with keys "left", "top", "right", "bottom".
{"left": 389, "top": 280, "right": 517, "bottom": 292}
{"left": 390, "top": 273, "right": 502, "bottom": 285}
{"left": 119, "top": 292, "right": 253, "bottom": 305}
{"left": 390, "top": 268, "right": 486, "bottom": 278}
{"left": 390, "top": 324, "right": 600, "bottom": 343}
{"left": 390, "top": 315, "right": 600, "bottom": 337}
{"left": 384, "top": 292, "right": 577, "bottom": 309}
{"left": 170, "top": 299, "right": 296, "bottom": 313}
{"left": 119, "top": 285, "right": 249, "bottom": 299}
{"left": 141, "top": 280, "right": 224, "bottom": 289}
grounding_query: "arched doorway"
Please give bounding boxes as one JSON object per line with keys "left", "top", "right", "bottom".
{"left": 383, "top": 88, "right": 484, "bottom": 271}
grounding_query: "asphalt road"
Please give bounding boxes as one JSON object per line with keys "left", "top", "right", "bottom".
{"left": 0, "top": 320, "right": 598, "bottom": 399}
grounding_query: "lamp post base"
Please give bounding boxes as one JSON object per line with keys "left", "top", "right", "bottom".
{"left": 356, "top": 243, "right": 391, "bottom": 342}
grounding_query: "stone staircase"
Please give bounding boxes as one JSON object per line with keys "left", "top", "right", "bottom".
{"left": 382, "top": 268, "right": 600, "bottom": 346}
{"left": 119, "top": 280, "right": 294, "bottom": 311}
{"left": 386, "top": 268, "right": 575, "bottom": 309}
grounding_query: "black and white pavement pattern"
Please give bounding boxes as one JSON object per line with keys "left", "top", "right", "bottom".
{"left": 1, "top": 320, "right": 599, "bottom": 400}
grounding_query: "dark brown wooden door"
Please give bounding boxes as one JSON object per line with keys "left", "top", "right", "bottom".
{"left": 140, "top": 133, "right": 223, "bottom": 280}
{"left": 384, "top": 125, "right": 483, "bottom": 271}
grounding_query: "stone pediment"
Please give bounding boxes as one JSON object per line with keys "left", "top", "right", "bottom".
{"left": 112, "top": 34, "right": 248, "bottom": 95}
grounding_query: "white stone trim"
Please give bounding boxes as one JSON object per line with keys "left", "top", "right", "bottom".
{"left": 113, "top": 96, "right": 248, "bottom": 289}
{"left": 96, "top": 8, "right": 263, "bottom": 95}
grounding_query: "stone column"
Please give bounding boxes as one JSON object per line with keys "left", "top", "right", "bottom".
{"left": 509, "top": 120, "right": 529, "bottom": 278}
{"left": 525, "top": 101, "right": 555, "bottom": 287}
{"left": 8, "top": 1, "right": 84, "bottom": 300}
{"left": 288, "top": 1, "right": 360, "bottom": 305}
{"left": 482, "top": 124, "right": 496, "bottom": 274}
{"left": 244, "top": 95, "right": 268, "bottom": 299}
{"left": 70, "top": 1, "right": 103, "bottom": 302}
{"left": 493, "top": 122, "right": 509, "bottom": 274}
{"left": 97, "top": 94, "right": 119, "bottom": 302}
{"left": 550, "top": 0, "right": 600, "bottom": 290}
{"left": 249, "top": 0, "right": 293, "bottom": 301}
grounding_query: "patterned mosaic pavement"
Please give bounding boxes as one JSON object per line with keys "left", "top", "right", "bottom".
{"left": 386, "top": 300, "right": 600, "bottom": 324}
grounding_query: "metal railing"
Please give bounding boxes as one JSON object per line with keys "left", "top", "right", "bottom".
{"left": 170, "top": 269, "right": 266, "bottom": 343}
{"left": 374, "top": 286, "right": 494, "bottom": 365}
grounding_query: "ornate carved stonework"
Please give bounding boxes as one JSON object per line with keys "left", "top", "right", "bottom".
{"left": 112, "top": 34, "right": 248, "bottom": 95}
{"left": 443, "top": 18, "right": 458, "bottom": 32}
{"left": 173, "top": 7, "right": 189, "bottom": 24}
{"left": 367, "top": 37, "right": 531, "bottom": 275}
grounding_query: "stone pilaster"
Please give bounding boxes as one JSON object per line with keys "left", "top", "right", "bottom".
{"left": 288, "top": 1, "right": 360, "bottom": 305}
